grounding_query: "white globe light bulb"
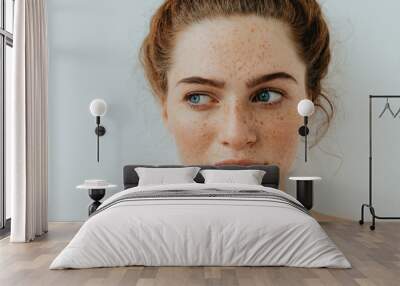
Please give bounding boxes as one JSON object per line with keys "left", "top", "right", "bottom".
{"left": 90, "top": 99, "right": 107, "bottom": 117}
{"left": 297, "top": 99, "right": 315, "bottom": 117}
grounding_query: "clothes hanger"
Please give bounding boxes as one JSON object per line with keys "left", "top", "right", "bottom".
{"left": 378, "top": 98, "right": 395, "bottom": 118}
{"left": 394, "top": 106, "right": 400, "bottom": 118}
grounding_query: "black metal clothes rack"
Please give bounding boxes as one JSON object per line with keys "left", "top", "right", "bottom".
{"left": 359, "top": 95, "right": 400, "bottom": 230}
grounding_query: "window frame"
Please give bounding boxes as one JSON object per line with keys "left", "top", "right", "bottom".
{"left": 0, "top": 0, "right": 13, "bottom": 233}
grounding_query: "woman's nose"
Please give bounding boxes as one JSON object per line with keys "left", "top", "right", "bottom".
{"left": 218, "top": 103, "right": 257, "bottom": 150}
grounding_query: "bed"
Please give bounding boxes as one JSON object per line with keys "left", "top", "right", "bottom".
{"left": 50, "top": 165, "right": 350, "bottom": 269}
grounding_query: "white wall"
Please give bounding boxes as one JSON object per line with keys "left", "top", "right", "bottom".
{"left": 47, "top": 0, "right": 400, "bottom": 221}
{"left": 293, "top": 0, "right": 400, "bottom": 219}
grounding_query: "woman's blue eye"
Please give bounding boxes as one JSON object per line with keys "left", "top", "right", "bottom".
{"left": 252, "top": 90, "right": 282, "bottom": 104}
{"left": 257, "top": 91, "right": 271, "bottom": 102}
{"left": 187, "top": 94, "right": 212, "bottom": 105}
{"left": 189, "top": 95, "right": 201, "bottom": 104}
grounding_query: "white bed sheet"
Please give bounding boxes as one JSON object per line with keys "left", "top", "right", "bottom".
{"left": 50, "top": 183, "right": 351, "bottom": 269}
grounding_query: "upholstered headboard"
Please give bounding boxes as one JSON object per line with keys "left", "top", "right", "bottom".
{"left": 123, "top": 165, "right": 280, "bottom": 190}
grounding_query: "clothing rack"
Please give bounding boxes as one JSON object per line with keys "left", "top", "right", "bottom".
{"left": 360, "top": 95, "right": 400, "bottom": 230}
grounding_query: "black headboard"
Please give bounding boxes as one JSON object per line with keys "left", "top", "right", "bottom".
{"left": 123, "top": 165, "right": 280, "bottom": 189}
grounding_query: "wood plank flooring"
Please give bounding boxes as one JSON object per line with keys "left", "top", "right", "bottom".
{"left": 0, "top": 220, "right": 399, "bottom": 286}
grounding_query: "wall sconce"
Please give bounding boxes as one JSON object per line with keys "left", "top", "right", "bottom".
{"left": 297, "top": 99, "right": 315, "bottom": 162}
{"left": 89, "top": 99, "right": 107, "bottom": 162}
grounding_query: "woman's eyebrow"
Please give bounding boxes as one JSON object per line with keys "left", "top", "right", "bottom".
{"left": 247, "top": 72, "right": 298, "bottom": 88}
{"left": 176, "top": 76, "right": 225, "bottom": 88}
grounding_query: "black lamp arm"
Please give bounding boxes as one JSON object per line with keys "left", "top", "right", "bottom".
{"left": 298, "top": 116, "right": 309, "bottom": 162}
{"left": 94, "top": 116, "right": 106, "bottom": 162}
{"left": 304, "top": 116, "right": 308, "bottom": 162}
{"left": 97, "top": 116, "right": 100, "bottom": 162}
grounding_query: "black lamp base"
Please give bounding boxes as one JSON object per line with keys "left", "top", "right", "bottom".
{"left": 298, "top": 126, "right": 309, "bottom": 136}
{"left": 95, "top": 126, "right": 106, "bottom": 136}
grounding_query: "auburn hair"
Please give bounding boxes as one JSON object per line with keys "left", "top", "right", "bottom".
{"left": 140, "top": 0, "right": 334, "bottom": 140}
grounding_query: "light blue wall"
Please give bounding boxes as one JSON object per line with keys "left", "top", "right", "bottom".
{"left": 48, "top": 0, "right": 178, "bottom": 221}
{"left": 48, "top": 0, "right": 400, "bottom": 221}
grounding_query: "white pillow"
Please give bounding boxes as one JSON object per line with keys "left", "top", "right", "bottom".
{"left": 135, "top": 167, "right": 200, "bottom": 186}
{"left": 200, "top": 169, "right": 266, "bottom": 185}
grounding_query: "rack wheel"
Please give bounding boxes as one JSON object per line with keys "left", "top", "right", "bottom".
{"left": 359, "top": 220, "right": 364, "bottom": 225}
{"left": 370, "top": 225, "right": 375, "bottom": 231}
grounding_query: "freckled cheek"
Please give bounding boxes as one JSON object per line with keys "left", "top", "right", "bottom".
{"left": 255, "top": 107, "right": 300, "bottom": 136}
{"left": 255, "top": 110, "right": 301, "bottom": 164}
{"left": 167, "top": 107, "right": 216, "bottom": 163}
{"left": 268, "top": 120, "right": 299, "bottom": 149}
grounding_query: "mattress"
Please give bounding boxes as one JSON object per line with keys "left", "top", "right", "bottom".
{"left": 50, "top": 183, "right": 351, "bottom": 269}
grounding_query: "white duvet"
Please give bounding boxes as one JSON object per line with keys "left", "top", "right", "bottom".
{"left": 50, "top": 183, "right": 351, "bottom": 269}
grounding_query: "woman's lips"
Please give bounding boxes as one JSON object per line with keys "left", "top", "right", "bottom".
{"left": 214, "top": 159, "right": 267, "bottom": 166}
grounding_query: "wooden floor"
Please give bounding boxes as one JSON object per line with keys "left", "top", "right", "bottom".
{"left": 0, "top": 220, "right": 399, "bottom": 286}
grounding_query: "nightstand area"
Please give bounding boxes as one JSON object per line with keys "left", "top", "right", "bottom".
{"left": 289, "top": 177, "right": 322, "bottom": 210}
{"left": 77, "top": 180, "right": 117, "bottom": 216}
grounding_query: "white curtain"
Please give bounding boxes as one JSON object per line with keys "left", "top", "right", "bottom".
{"left": 9, "top": 0, "right": 48, "bottom": 242}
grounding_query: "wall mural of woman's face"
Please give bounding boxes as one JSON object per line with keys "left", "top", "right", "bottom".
{"left": 163, "top": 15, "right": 307, "bottom": 178}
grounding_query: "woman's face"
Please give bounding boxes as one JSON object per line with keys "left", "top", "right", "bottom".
{"left": 163, "top": 15, "right": 307, "bottom": 177}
